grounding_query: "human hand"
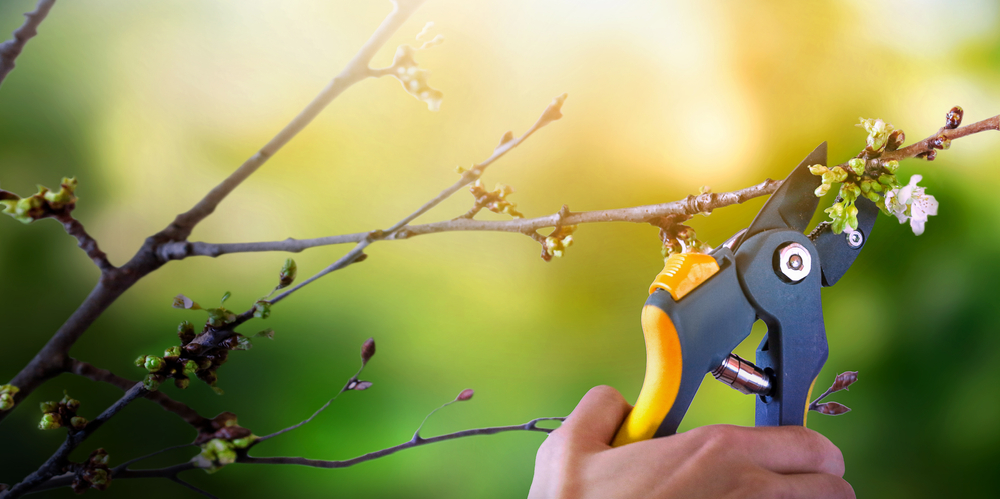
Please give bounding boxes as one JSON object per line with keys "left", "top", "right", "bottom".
{"left": 528, "top": 386, "right": 854, "bottom": 499}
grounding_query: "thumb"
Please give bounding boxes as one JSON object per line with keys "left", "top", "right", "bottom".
{"left": 557, "top": 385, "right": 631, "bottom": 446}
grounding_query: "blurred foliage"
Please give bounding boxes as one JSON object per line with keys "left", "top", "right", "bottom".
{"left": 1, "top": 0, "right": 999, "bottom": 497}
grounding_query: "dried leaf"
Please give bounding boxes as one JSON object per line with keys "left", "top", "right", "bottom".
{"left": 351, "top": 380, "right": 373, "bottom": 391}
{"left": 173, "top": 294, "right": 201, "bottom": 310}
{"left": 813, "top": 401, "right": 851, "bottom": 416}
{"left": 829, "top": 371, "right": 858, "bottom": 393}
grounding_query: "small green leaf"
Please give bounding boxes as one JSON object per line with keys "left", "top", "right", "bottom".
{"left": 221, "top": 291, "right": 231, "bottom": 305}
{"left": 278, "top": 259, "right": 297, "bottom": 288}
{"left": 253, "top": 301, "right": 271, "bottom": 319}
{"left": 254, "top": 328, "right": 275, "bottom": 340}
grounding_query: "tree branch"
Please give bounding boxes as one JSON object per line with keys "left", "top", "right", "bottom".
{"left": 157, "top": 0, "right": 427, "bottom": 243}
{"left": 67, "top": 358, "right": 209, "bottom": 429}
{"left": 51, "top": 213, "right": 114, "bottom": 272}
{"left": 241, "top": 417, "right": 563, "bottom": 469}
{"left": 3, "top": 383, "right": 148, "bottom": 498}
{"left": 876, "top": 114, "right": 999, "bottom": 163}
{"left": 0, "top": 0, "right": 56, "bottom": 88}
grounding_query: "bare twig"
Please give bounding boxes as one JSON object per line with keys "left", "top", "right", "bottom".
{"left": 67, "top": 358, "right": 209, "bottom": 429}
{"left": 0, "top": 0, "right": 56, "bottom": 88}
{"left": 241, "top": 417, "right": 563, "bottom": 469}
{"left": 269, "top": 94, "right": 568, "bottom": 305}
{"left": 159, "top": 178, "right": 781, "bottom": 260}
{"left": 50, "top": 213, "right": 114, "bottom": 272}
{"left": 168, "top": 476, "right": 219, "bottom": 499}
{"left": 844, "top": 114, "right": 999, "bottom": 167}
{"left": 157, "top": 0, "right": 427, "bottom": 243}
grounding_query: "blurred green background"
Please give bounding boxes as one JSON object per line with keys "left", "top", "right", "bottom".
{"left": 2, "top": 0, "right": 999, "bottom": 497}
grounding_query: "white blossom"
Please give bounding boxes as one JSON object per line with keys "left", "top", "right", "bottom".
{"left": 883, "top": 174, "right": 938, "bottom": 235}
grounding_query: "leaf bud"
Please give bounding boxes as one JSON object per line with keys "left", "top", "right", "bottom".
{"left": 39, "top": 413, "right": 62, "bottom": 430}
{"left": 253, "top": 301, "right": 271, "bottom": 319}
{"left": 361, "top": 337, "right": 376, "bottom": 365}
{"left": 278, "top": 258, "right": 297, "bottom": 288}
{"left": 931, "top": 136, "right": 951, "bottom": 150}
{"left": 144, "top": 356, "right": 165, "bottom": 372}
{"left": 177, "top": 321, "right": 196, "bottom": 344}
{"left": 0, "top": 394, "right": 13, "bottom": 411}
{"left": 70, "top": 416, "right": 88, "bottom": 430}
{"left": 40, "top": 401, "right": 58, "bottom": 413}
{"left": 184, "top": 360, "right": 198, "bottom": 375}
{"left": 883, "top": 160, "right": 899, "bottom": 174}
{"left": 847, "top": 158, "right": 865, "bottom": 176}
{"left": 164, "top": 346, "right": 181, "bottom": 358}
{"left": 945, "top": 106, "right": 963, "bottom": 129}
{"left": 134, "top": 355, "right": 147, "bottom": 368}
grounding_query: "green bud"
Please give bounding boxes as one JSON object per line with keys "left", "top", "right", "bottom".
{"left": 831, "top": 216, "right": 847, "bottom": 235}
{"left": 198, "top": 358, "right": 213, "bottom": 370}
{"left": 278, "top": 258, "right": 297, "bottom": 288}
{"left": 846, "top": 204, "right": 859, "bottom": 230}
{"left": 883, "top": 160, "right": 899, "bottom": 174}
{"left": 164, "top": 346, "right": 181, "bottom": 358}
{"left": 70, "top": 416, "right": 88, "bottom": 430}
{"left": 90, "top": 449, "right": 110, "bottom": 466}
{"left": 39, "top": 413, "right": 62, "bottom": 430}
{"left": 864, "top": 190, "right": 881, "bottom": 203}
{"left": 143, "top": 374, "right": 162, "bottom": 392}
{"left": 134, "top": 355, "right": 148, "bottom": 368}
{"left": 808, "top": 164, "right": 829, "bottom": 176}
{"left": 184, "top": 360, "right": 198, "bottom": 375}
{"left": 175, "top": 378, "right": 191, "bottom": 389}
{"left": 821, "top": 171, "right": 835, "bottom": 184}
{"left": 40, "top": 401, "right": 58, "bottom": 413}
{"left": 847, "top": 158, "right": 865, "bottom": 175}
{"left": 220, "top": 291, "right": 231, "bottom": 305}
{"left": 90, "top": 468, "right": 109, "bottom": 486}
{"left": 860, "top": 180, "right": 872, "bottom": 193}
{"left": 253, "top": 301, "right": 271, "bottom": 319}
{"left": 0, "top": 393, "right": 14, "bottom": 411}
{"left": 878, "top": 174, "right": 897, "bottom": 186}
{"left": 814, "top": 183, "right": 831, "bottom": 197}
{"left": 145, "top": 356, "right": 165, "bottom": 372}
{"left": 206, "top": 307, "right": 235, "bottom": 327}
{"left": 869, "top": 181, "right": 883, "bottom": 193}
{"left": 231, "top": 435, "right": 257, "bottom": 449}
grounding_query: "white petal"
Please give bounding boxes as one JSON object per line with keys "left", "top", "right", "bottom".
{"left": 908, "top": 174, "right": 923, "bottom": 187}
{"left": 909, "top": 217, "right": 925, "bottom": 235}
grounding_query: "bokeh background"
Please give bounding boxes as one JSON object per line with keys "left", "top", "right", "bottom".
{"left": 2, "top": 0, "right": 999, "bottom": 497}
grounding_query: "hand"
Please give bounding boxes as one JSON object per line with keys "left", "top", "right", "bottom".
{"left": 528, "top": 386, "right": 854, "bottom": 499}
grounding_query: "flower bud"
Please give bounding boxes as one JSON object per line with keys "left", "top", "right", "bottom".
{"left": 0, "top": 393, "right": 14, "bottom": 411}
{"left": 456, "top": 388, "right": 475, "bottom": 401}
{"left": 883, "top": 160, "right": 899, "bottom": 174}
{"left": 864, "top": 190, "right": 881, "bottom": 203}
{"left": 175, "top": 378, "right": 191, "bottom": 389}
{"left": 164, "top": 346, "right": 181, "bottom": 358}
{"left": 847, "top": 158, "right": 865, "bottom": 176}
{"left": 878, "top": 174, "right": 897, "bottom": 186}
{"left": 945, "top": 106, "right": 963, "bottom": 129}
{"left": 143, "top": 374, "right": 163, "bottom": 391}
{"left": 134, "top": 355, "right": 147, "bottom": 368}
{"left": 184, "top": 360, "right": 198, "bottom": 375}
{"left": 39, "top": 413, "right": 62, "bottom": 430}
{"left": 361, "top": 337, "right": 376, "bottom": 365}
{"left": 232, "top": 435, "right": 257, "bottom": 449}
{"left": 70, "top": 416, "right": 88, "bottom": 430}
{"left": 40, "top": 401, "right": 58, "bottom": 413}
{"left": 145, "top": 356, "right": 165, "bottom": 372}
{"left": 807, "top": 165, "right": 829, "bottom": 176}
{"left": 931, "top": 136, "right": 951, "bottom": 150}
{"left": 814, "top": 183, "right": 831, "bottom": 197}
{"left": 177, "top": 321, "right": 196, "bottom": 344}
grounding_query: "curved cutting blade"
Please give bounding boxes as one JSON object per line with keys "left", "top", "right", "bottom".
{"left": 733, "top": 142, "right": 826, "bottom": 250}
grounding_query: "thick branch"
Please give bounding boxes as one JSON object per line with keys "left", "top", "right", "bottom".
{"left": 67, "top": 358, "right": 209, "bottom": 429}
{"left": 157, "top": 0, "right": 427, "bottom": 242}
{"left": 242, "top": 417, "right": 562, "bottom": 469}
{"left": 0, "top": 0, "right": 56, "bottom": 88}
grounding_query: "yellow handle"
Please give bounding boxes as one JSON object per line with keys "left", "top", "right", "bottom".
{"left": 611, "top": 305, "right": 683, "bottom": 446}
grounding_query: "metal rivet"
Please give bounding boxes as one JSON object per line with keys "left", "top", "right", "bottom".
{"left": 846, "top": 229, "right": 863, "bottom": 249}
{"left": 776, "top": 242, "right": 811, "bottom": 282}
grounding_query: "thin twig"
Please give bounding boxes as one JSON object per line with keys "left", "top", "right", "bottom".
{"left": 269, "top": 94, "right": 568, "bottom": 305}
{"left": 112, "top": 444, "right": 198, "bottom": 474}
{"left": 0, "top": 0, "right": 56, "bottom": 88}
{"left": 66, "top": 358, "right": 209, "bottom": 428}
{"left": 241, "top": 417, "right": 564, "bottom": 469}
{"left": 169, "top": 476, "right": 219, "bottom": 499}
{"left": 52, "top": 213, "right": 114, "bottom": 272}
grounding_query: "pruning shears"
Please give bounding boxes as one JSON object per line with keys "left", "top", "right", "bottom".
{"left": 612, "top": 143, "right": 879, "bottom": 446}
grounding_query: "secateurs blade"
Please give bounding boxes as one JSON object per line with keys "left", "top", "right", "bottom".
{"left": 612, "top": 142, "right": 878, "bottom": 446}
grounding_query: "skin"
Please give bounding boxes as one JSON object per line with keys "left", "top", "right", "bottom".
{"left": 528, "top": 386, "right": 855, "bottom": 499}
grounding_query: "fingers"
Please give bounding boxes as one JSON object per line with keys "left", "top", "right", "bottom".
{"left": 680, "top": 425, "right": 845, "bottom": 477}
{"left": 557, "top": 385, "right": 631, "bottom": 446}
{"left": 764, "top": 472, "right": 856, "bottom": 499}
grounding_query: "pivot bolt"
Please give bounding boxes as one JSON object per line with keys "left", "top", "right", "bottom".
{"left": 776, "top": 242, "right": 811, "bottom": 282}
{"left": 846, "top": 229, "right": 863, "bottom": 249}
